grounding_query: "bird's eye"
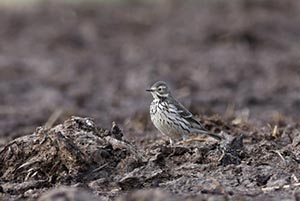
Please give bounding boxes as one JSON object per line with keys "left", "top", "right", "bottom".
{"left": 158, "top": 88, "right": 162, "bottom": 91}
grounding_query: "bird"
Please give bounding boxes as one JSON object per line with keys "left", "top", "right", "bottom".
{"left": 146, "top": 81, "right": 223, "bottom": 144}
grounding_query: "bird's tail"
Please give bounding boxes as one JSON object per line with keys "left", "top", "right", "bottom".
{"left": 192, "top": 129, "right": 224, "bottom": 141}
{"left": 189, "top": 118, "right": 225, "bottom": 141}
{"left": 205, "top": 131, "right": 224, "bottom": 141}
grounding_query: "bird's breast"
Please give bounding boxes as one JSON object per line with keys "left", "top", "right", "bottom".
{"left": 150, "top": 100, "right": 190, "bottom": 138}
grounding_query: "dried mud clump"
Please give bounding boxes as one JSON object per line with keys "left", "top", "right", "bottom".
{"left": 0, "top": 117, "right": 143, "bottom": 185}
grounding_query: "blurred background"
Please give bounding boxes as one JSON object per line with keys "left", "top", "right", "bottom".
{"left": 0, "top": 0, "right": 300, "bottom": 143}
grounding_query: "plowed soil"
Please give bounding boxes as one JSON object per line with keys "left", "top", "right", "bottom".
{"left": 1, "top": 0, "right": 300, "bottom": 200}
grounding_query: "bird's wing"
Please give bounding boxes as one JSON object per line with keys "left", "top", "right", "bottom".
{"left": 168, "top": 97, "right": 208, "bottom": 130}
{"left": 168, "top": 97, "right": 193, "bottom": 118}
{"left": 168, "top": 97, "right": 223, "bottom": 140}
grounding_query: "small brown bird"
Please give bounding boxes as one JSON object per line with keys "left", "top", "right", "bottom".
{"left": 146, "top": 81, "right": 223, "bottom": 144}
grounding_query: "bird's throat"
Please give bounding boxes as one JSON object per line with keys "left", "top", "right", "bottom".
{"left": 158, "top": 96, "right": 167, "bottom": 103}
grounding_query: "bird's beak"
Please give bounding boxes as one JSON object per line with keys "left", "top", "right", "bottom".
{"left": 146, "top": 88, "right": 154, "bottom": 92}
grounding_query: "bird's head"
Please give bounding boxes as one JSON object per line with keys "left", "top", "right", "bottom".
{"left": 146, "top": 81, "right": 171, "bottom": 100}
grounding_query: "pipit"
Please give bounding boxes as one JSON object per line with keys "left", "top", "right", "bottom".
{"left": 146, "top": 81, "right": 223, "bottom": 144}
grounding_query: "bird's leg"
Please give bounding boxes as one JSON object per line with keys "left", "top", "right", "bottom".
{"left": 169, "top": 138, "right": 174, "bottom": 146}
{"left": 175, "top": 135, "right": 187, "bottom": 145}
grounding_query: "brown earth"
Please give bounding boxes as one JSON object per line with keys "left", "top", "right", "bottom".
{"left": 1, "top": 0, "right": 300, "bottom": 200}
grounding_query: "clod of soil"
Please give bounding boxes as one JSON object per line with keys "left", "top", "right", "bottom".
{"left": 0, "top": 116, "right": 143, "bottom": 186}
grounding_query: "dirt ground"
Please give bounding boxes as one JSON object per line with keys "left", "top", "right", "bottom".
{"left": 1, "top": 0, "right": 300, "bottom": 200}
